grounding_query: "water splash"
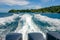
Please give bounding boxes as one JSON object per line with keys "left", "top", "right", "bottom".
{"left": 34, "top": 14, "right": 60, "bottom": 31}
{"left": 0, "top": 14, "right": 20, "bottom": 40}
{"left": 0, "top": 14, "right": 19, "bottom": 25}
{"left": 0, "top": 13, "right": 60, "bottom": 40}
{"left": 15, "top": 14, "right": 46, "bottom": 40}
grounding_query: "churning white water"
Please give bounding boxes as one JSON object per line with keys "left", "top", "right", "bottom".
{"left": 15, "top": 13, "right": 60, "bottom": 40}
{"left": 34, "top": 14, "right": 60, "bottom": 31}
{"left": 15, "top": 14, "right": 46, "bottom": 40}
{"left": 0, "top": 13, "right": 60, "bottom": 40}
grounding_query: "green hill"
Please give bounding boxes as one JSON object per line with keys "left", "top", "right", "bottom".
{"left": 8, "top": 5, "right": 60, "bottom": 13}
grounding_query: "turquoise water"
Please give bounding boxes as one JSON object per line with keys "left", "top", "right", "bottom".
{"left": 0, "top": 13, "right": 19, "bottom": 32}
{"left": 0, "top": 12, "right": 60, "bottom": 40}
{"left": 41, "top": 13, "right": 60, "bottom": 19}
{"left": 0, "top": 13, "right": 60, "bottom": 34}
{"left": 0, "top": 13, "right": 60, "bottom": 29}
{"left": 0, "top": 13, "right": 60, "bottom": 18}
{"left": 0, "top": 13, "right": 13, "bottom": 17}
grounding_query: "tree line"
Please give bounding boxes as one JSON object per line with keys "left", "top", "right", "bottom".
{"left": 8, "top": 5, "right": 60, "bottom": 13}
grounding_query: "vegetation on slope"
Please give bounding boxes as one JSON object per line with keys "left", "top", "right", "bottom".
{"left": 8, "top": 5, "right": 60, "bottom": 13}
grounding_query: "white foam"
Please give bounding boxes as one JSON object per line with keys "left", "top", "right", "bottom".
{"left": 0, "top": 14, "right": 19, "bottom": 26}
{"left": 0, "top": 14, "right": 20, "bottom": 40}
{"left": 15, "top": 14, "right": 46, "bottom": 40}
{"left": 34, "top": 14, "right": 60, "bottom": 31}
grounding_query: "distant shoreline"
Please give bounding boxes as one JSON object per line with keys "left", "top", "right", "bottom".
{"left": 8, "top": 5, "right": 60, "bottom": 13}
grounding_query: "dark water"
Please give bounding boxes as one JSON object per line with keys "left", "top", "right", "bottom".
{"left": 41, "top": 13, "right": 60, "bottom": 19}
{"left": 0, "top": 13, "right": 13, "bottom": 18}
{"left": 0, "top": 13, "right": 18, "bottom": 31}
{"left": 0, "top": 12, "right": 60, "bottom": 40}
{"left": 0, "top": 13, "right": 60, "bottom": 32}
{"left": 0, "top": 13, "right": 60, "bottom": 18}
{"left": 0, "top": 13, "right": 60, "bottom": 29}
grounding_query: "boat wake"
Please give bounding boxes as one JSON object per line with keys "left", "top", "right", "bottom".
{"left": 15, "top": 14, "right": 46, "bottom": 40}
{"left": 34, "top": 14, "right": 60, "bottom": 31}
{"left": 0, "top": 13, "right": 60, "bottom": 40}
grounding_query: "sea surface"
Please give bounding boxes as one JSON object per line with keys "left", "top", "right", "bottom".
{"left": 0, "top": 12, "right": 60, "bottom": 40}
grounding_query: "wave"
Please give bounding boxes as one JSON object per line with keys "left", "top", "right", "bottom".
{"left": 15, "top": 14, "right": 46, "bottom": 40}
{"left": 34, "top": 14, "right": 60, "bottom": 32}
{"left": 0, "top": 14, "right": 20, "bottom": 40}
{"left": 0, "top": 14, "right": 19, "bottom": 26}
{"left": 0, "top": 13, "right": 60, "bottom": 40}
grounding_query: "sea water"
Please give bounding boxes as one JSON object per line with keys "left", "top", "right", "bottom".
{"left": 0, "top": 12, "right": 60, "bottom": 40}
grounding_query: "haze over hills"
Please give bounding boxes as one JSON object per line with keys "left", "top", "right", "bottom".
{"left": 8, "top": 5, "right": 60, "bottom": 13}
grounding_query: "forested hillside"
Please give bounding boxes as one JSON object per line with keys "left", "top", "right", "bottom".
{"left": 8, "top": 5, "right": 60, "bottom": 13}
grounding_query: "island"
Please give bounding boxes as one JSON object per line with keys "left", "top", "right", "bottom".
{"left": 8, "top": 5, "right": 60, "bottom": 13}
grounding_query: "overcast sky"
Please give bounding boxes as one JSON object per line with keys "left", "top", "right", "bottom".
{"left": 0, "top": 0, "right": 60, "bottom": 12}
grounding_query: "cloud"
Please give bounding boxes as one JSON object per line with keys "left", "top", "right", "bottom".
{"left": 34, "top": 6, "right": 42, "bottom": 9}
{"left": 41, "top": 0, "right": 55, "bottom": 2}
{"left": 0, "top": 0, "right": 30, "bottom": 6}
{"left": 25, "top": 5, "right": 42, "bottom": 9}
